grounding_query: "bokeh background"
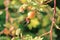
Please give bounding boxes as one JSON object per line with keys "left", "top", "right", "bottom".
{"left": 0, "top": 0, "right": 60, "bottom": 40}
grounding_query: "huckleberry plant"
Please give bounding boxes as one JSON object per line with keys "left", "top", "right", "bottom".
{"left": 0, "top": 0, "right": 60, "bottom": 40}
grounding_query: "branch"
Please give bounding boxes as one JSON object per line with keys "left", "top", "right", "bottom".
{"left": 50, "top": 0, "right": 56, "bottom": 40}
{"left": 35, "top": 0, "right": 52, "bottom": 5}
{"left": 40, "top": 0, "right": 56, "bottom": 40}
{"left": 44, "top": 0, "right": 52, "bottom": 4}
{"left": 4, "top": 0, "right": 10, "bottom": 22}
{"left": 40, "top": 31, "right": 50, "bottom": 37}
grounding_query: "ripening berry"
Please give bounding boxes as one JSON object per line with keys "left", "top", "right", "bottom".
{"left": 3, "top": 28, "right": 10, "bottom": 35}
{"left": 27, "top": 6, "right": 32, "bottom": 10}
{"left": 18, "top": 4, "right": 27, "bottom": 12}
{"left": 26, "top": 17, "right": 30, "bottom": 23}
{"left": 19, "top": 7, "right": 24, "bottom": 12}
{"left": 9, "top": 26, "right": 14, "bottom": 31}
{"left": 27, "top": 11, "right": 35, "bottom": 19}
{"left": 27, "top": 6, "right": 35, "bottom": 10}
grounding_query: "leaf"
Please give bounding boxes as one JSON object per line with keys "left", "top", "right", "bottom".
{"left": 42, "top": 16, "right": 51, "bottom": 27}
{"left": 0, "top": 0, "right": 4, "bottom": 6}
{"left": 34, "top": 36, "right": 43, "bottom": 40}
{"left": 16, "top": 28, "right": 21, "bottom": 36}
{"left": 5, "top": 22, "right": 11, "bottom": 29}
{"left": 28, "top": 18, "right": 40, "bottom": 29}
{"left": 11, "top": 0, "right": 16, "bottom": 5}
{"left": 11, "top": 37, "right": 21, "bottom": 40}
{"left": 0, "top": 36, "right": 11, "bottom": 40}
{"left": 20, "top": 0, "right": 27, "bottom": 4}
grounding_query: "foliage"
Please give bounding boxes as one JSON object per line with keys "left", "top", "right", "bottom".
{"left": 0, "top": 0, "right": 60, "bottom": 40}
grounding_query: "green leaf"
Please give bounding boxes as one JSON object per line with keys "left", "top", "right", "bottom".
{"left": 0, "top": 36, "right": 11, "bottom": 40}
{"left": 0, "top": 0, "right": 4, "bottom": 6}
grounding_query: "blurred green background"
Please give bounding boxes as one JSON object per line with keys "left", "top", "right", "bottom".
{"left": 0, "top": 0, "right": 60, "bottom": 40}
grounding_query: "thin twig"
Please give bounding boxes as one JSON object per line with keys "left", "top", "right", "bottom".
{"left": 50, "top": 0, "right": 56, "bottom": 40}
{"left": 44, "top": 0, "right": 52, "bottom": 4}
{"left": 40, "top": 31, "right": 50, "bottom": 37}
{"left": 4, "top": 0, "right": 10, "bottom": 23}
{"left": 50, "top": 21, "right": 54, "bottom": 40}
{"left": 5, "top": 7, "right": 9, "bottom": 22}
{"left": 35, "top": 0, "right": 52, "bottom": 5}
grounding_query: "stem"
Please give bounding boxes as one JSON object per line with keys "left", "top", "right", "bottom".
{"left": 50, "top": 0, "right": 56, "bottom": 40}
{"left": 40, "top": 31, "right": 50, "bottom": 37}
{"left": 4, "top": 0, "right": 10, "bottom": 23}
{"left": 54, "top": 0, "right": 56, "bottom": 17}
{"left": 39, "top": 0, "right": 56, "bottom": 40}
{"left": 50, "top": 22, "right": 54, "bottom": 40}
{"left": 5, "top": 7, "right": 9, "bottom": 22}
